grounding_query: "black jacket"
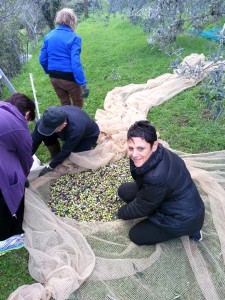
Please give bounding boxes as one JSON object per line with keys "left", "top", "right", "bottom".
{"left": 32, "top": 106, "right": 99, "bottom": 168}
{"left": 118, "top": 144, "right": 205, "bottom": 236}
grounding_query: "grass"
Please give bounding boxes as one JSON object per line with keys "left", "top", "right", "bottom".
{"left": 1, "top": 15, "right": 225, "bottom": 299}
{"left": 0, "top": 248, "right": 36, "bottom": 300}
{"left": 149, "top": 86, "right": 225, "bottom": 153}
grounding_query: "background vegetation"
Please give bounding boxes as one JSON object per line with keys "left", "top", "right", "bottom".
{"left": 1, "top": 0, "right": 225, "bottom": 88}
{"left": 4, "top": 15, "right": 225, "bottom": 156}
{"left": 0, "top": 8, "right": 225, "bottom": 300}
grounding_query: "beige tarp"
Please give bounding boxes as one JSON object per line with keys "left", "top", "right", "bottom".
{"left": 8, "top": 54, "right": 225, "bottom": 300}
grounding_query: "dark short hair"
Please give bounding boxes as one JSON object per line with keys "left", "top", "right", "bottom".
{"left": 6, "top": 93, "right": 36, "bottom": 121}
{"left": 127, "top": 120, "right": 157, "bottom": 147}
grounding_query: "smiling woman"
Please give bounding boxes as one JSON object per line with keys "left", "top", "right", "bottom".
{"left": 127, "top": 136, "right": 157, "bottom": 167}
{"left": 127, "top": 122, "right": 158, "bottom": 167}
{"left": 117, "top": 120, "right": 205, "bottom": 245}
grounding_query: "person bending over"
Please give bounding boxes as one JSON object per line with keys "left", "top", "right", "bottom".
{"left": 32, "top": 105, "right": 100, "bottom": 176}
{"left": 39, "top": 8, "right": 89, "bottom": 108}
{"left": 0, "top": 93, "right": 35, "bottom": 255}
{"left": 117, "top": 120, "right": 205, "bottom": 245}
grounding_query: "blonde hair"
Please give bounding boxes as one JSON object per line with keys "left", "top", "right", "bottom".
{"left": 55, "top": 8, "right": 78, "bottom": 30}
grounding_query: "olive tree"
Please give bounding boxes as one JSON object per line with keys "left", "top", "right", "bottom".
{"left": 90, "top": 0, "right": 225, "bottom": 49}
{"left": 89, "top": 0, "right": 225, "bottom": 120}
{"left": 40, "top": 0, "right": 62, "bottom": 29}
{"left": 0, "top": 0, "right": 24, "bottom": 81}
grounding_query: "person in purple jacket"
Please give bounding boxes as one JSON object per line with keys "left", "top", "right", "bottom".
{"left": 0, "top": 93, "right": 35, "bottom": 256}
{"left": 39, "top": 8, "right": 89, "bottom": 108}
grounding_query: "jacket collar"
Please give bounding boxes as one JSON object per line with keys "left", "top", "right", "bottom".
{"left": 56, "top": 25, "right": 73, "bottom": 32}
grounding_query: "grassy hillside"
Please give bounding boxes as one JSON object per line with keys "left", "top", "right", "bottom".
{"left": 5, "top": 16, "right": 225, "bottom": 156}
{"left": 1, "top": 16, "right": 224, "bottom": 299}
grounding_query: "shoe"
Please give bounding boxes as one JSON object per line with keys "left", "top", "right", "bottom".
{"left": 190, "top": 230, "right": 203, "bottom": 242}
{"left": 0, "top": 234, "right": 25, "bottom": 256}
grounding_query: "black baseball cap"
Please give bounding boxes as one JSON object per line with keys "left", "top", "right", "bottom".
{"left": 38, "top": 106, "right": 67, "bottom": 136}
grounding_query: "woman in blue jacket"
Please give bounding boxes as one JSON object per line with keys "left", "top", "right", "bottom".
{"left": 0, "top": 93, "right": 35, "bottom": 255}
{"left": 39, "top": 8, "right": 89, "bottom": 108}
{"left": 117, "top": 120, "right": 205, "bottom": 245}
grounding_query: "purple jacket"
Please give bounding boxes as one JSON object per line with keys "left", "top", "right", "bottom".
{"left": 0, "top": 101, "right": 33, "bottom": 215}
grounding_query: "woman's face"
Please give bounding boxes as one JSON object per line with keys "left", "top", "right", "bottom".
{"left": 127, "top": 137, "right": 158, "bottom": 168}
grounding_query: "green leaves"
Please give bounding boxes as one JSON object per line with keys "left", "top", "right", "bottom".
{"left": 200, "top": 66, "right": 225, "bottom": 121}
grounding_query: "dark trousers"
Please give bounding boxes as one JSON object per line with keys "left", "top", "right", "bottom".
{"left": 118, "top": 182, "right": 177, "bottom": 245}
{"left": 50, "top": 77, "right": 83, "bottom": 108}
{"left": 0, "top": 190, "right": 24, "bottom": 241}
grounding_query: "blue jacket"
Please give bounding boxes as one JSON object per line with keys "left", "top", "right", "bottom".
{"left": 118, "top": 144, "right": 205, "bottom": 237}
{"left": 0, "top": 102, "right": 33, "bottom": 215}
{"left": 39, "top": 25, "right": 87, "bottom": 85}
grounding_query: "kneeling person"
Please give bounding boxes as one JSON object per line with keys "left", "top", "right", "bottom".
{"left": 32, "top": 106, "right": 100, "bottom": 176}
{"left": 117, "top": 120, "right": 205, "bottom": 245}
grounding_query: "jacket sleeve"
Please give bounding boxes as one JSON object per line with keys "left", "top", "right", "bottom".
{"left": 70, "top": 36, "right": 87, "bottom": 85}
{"left": 118, "top": 181, "right": 168, "bottom": 220}
{"left": 49, "top": 133, "right": 82, "bottom": 169}
{"left": 39, "top": 40, "right": 49, "bottom": 74}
